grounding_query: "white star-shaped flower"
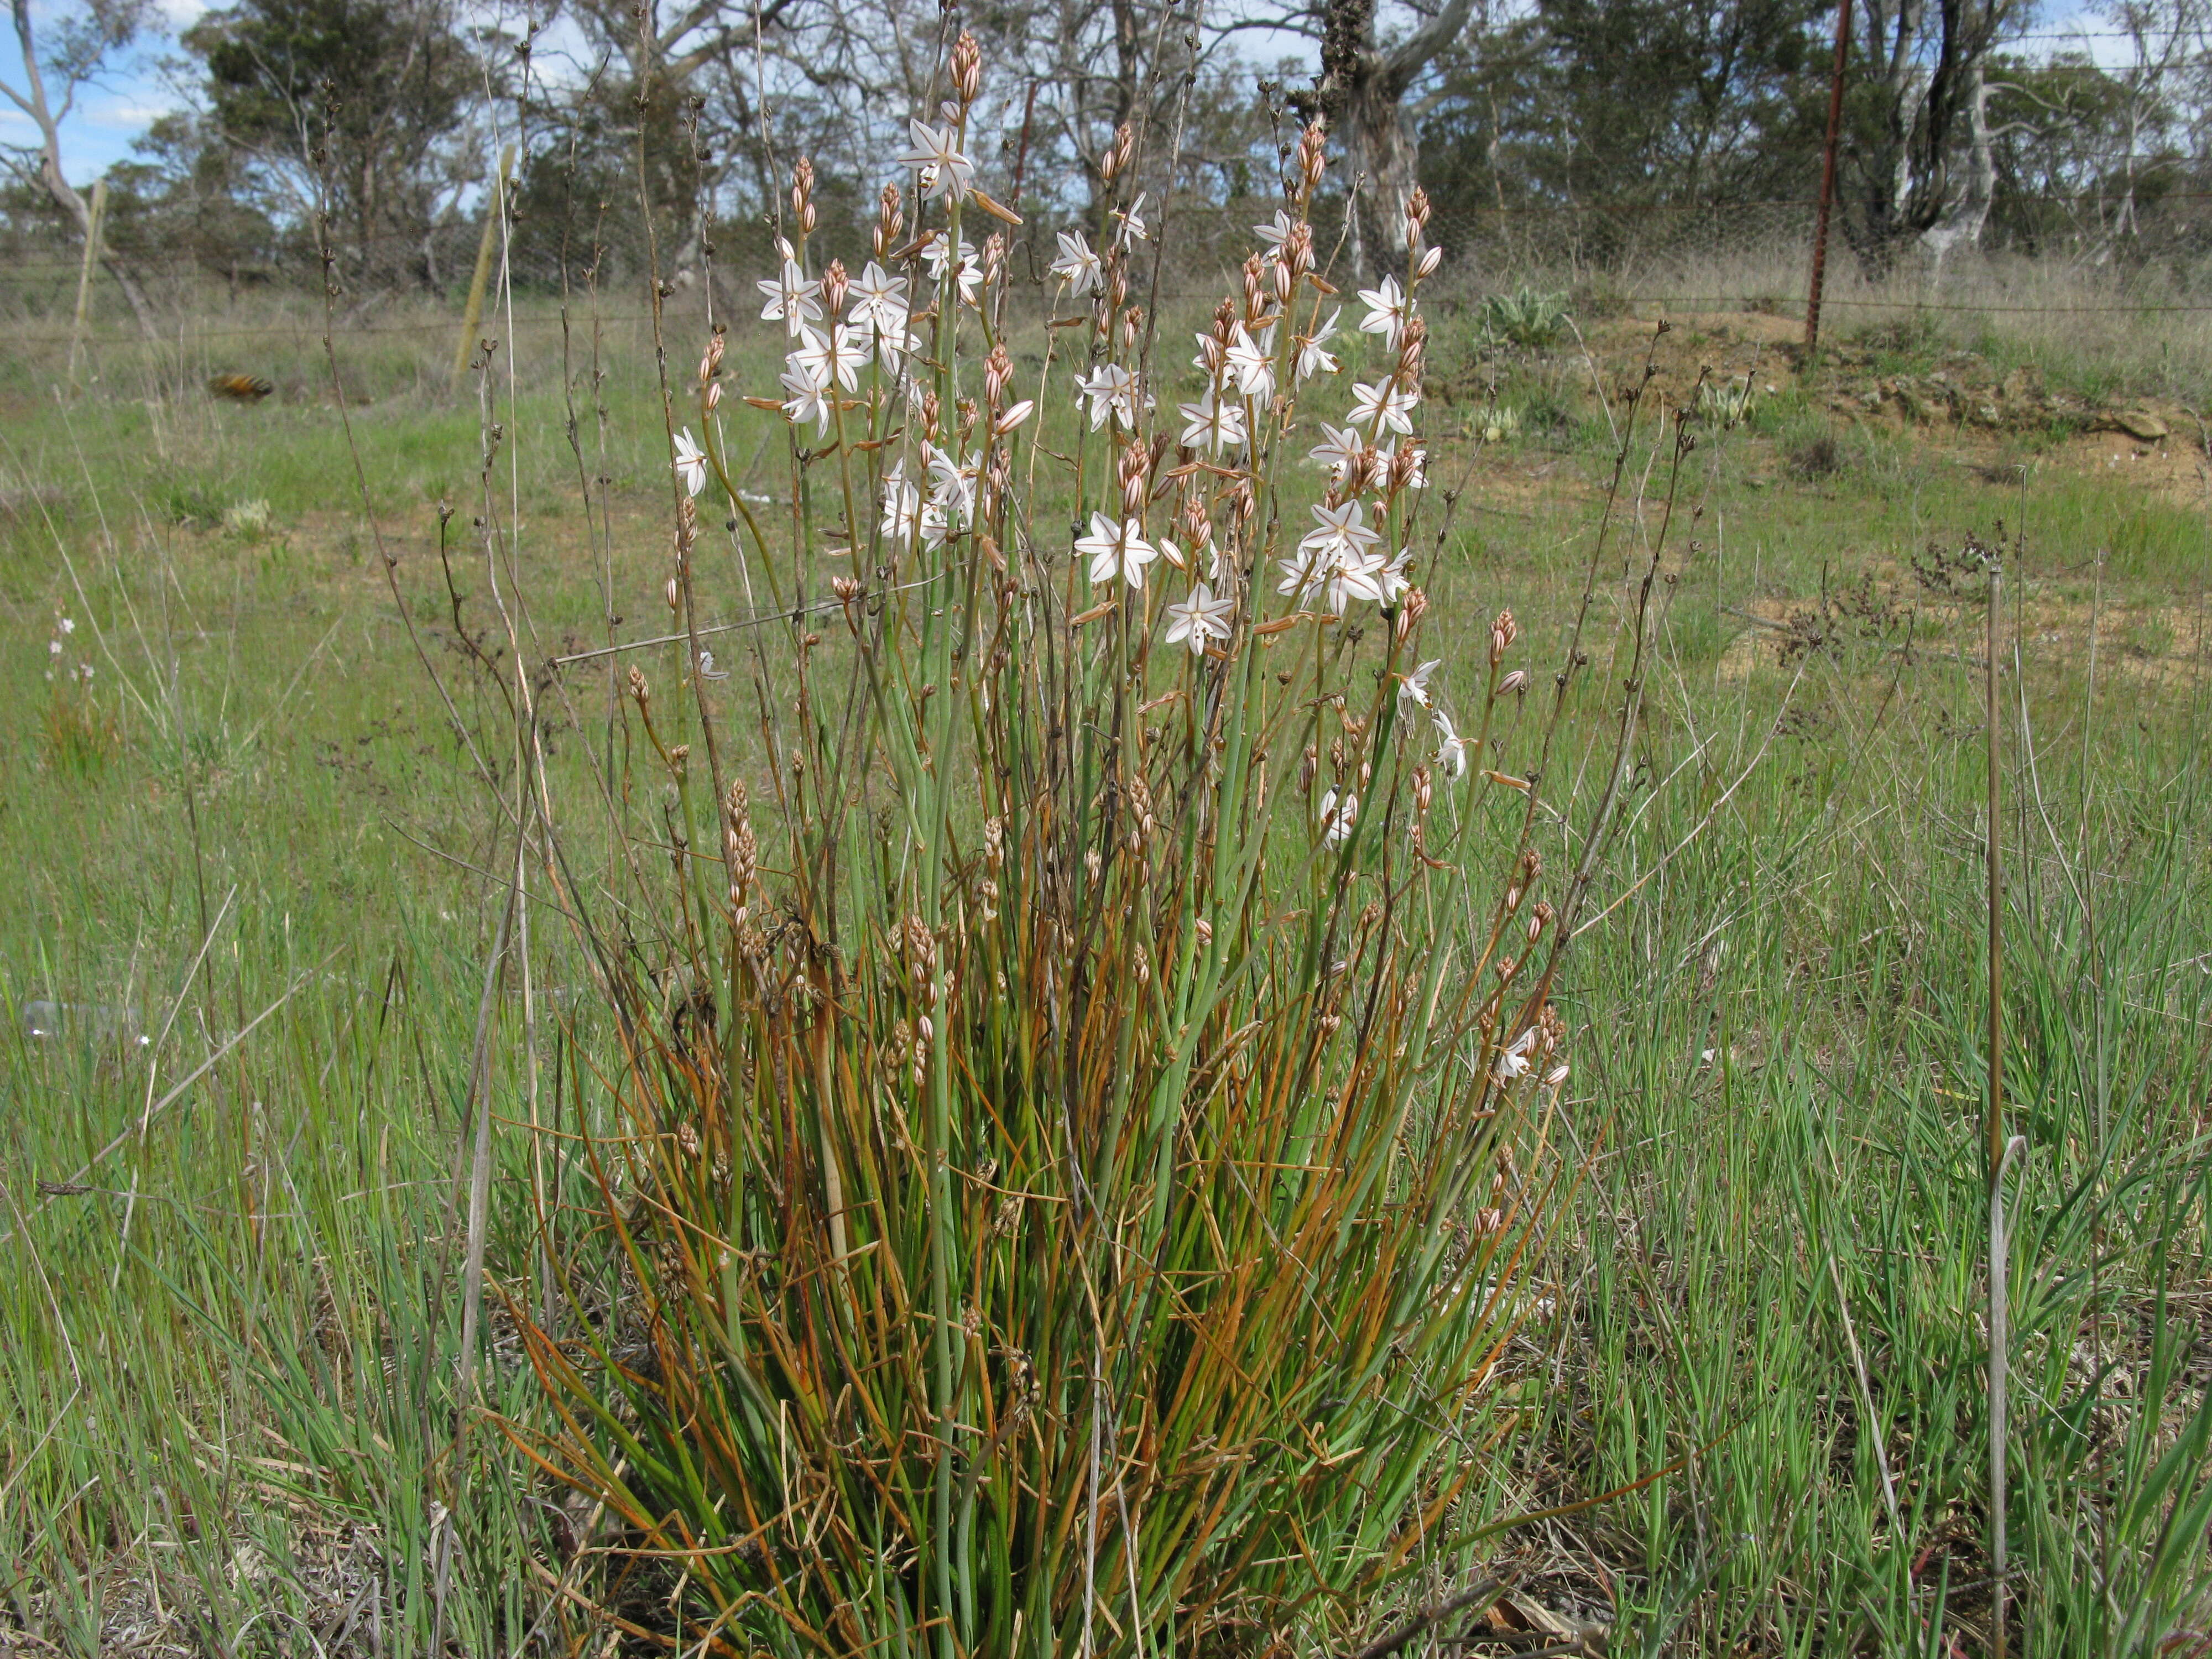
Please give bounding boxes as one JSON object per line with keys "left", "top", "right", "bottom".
{"left": 925, "top": 445, "right": 981, "bottom": 522}
{"left": 897, "top": 119, "right": 975, "bottom": 201}
{"left": 1372, "top": 549, "right": 1413, "bottom": 604}
{"left": 1113, "top": 192, "right": 1149, "bottom": 247}
{"left": 1163, "top": 582, "right": 1235, "bottom": 655}
{"left": 792, "top": 322, "right": 867, "bottom": 394}
{"left": 1050, "top": 229, "right": 1103, "bottom": 296}
{"left": 1348, "top": 379, "right": 1418, "bottom": 437}
{"left": 1296, "top": 309, "right": 1340, "bottom": 380}
{"left": 1074, "top": 363, "right": 1138, "bottom": 430}
{"left": 1399, "top": 658, "right": 1442, "bottom": 709}
{"left": 1433, "top": 707, "right": 1470, "bottom": 780}
{"left": 1309, "top": 423, "right": 1367, "bottom": 482}
{"left": 1319, "top": 788, "right": 1358, "bottom": 846}
{"left": 780, "top": 367, "right": 832, "bottom": 435}
{"left": 758, "top": 257, "right": 822, "bottom": 336}
{"left": 1358, "top": 274, "right": 1409, "bottom": 348}
{"left": 1297, "top": 498, "right": 1381, "bottom": 568}
{"left": 921, "top": 233, "right": 983, "bottom": 306}
{"left": 1253, "top": 209, "right": 1296, "bottom": 254}
{"left": 1177, "top": 389, "right": 1246, "bottom": 455}
{"left": 1077, "top": 511, "right": 1160, "bottom": 588}
{"left": 673, "top": 429, "right": 707, "bottom": 497}
{"left": 880, "top": 464, "right": 920, "bottom": 546}
{"left": 848, "top": 260, "right": 909, "bottom": 334}
{"left": 1225, "top": 322, "right": 1275, "bottom": 402}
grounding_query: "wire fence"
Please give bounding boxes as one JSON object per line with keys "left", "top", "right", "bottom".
{"left": 8, "top": 188, "right": 2212, "bottom": 361}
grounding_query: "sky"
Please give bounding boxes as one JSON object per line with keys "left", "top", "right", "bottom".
{"left": 3, "top": 0, "right": 2133, "bottom": 193}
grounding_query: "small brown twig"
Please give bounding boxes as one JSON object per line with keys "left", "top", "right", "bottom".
{"left": 1350, "top": 1578, "right": 1509, "bottom": 1659}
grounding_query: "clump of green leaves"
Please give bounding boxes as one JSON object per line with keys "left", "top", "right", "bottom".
{"left": 502, "top": 69, "right": 1681, "bottom": 1659}
{"left": 1477, "top": 286, "right": 1572, "bottom": 349}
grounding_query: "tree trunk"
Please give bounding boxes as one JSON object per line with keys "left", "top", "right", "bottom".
{"left": 1921, "top": 57, "right": 1994, "bottom": 273}
{"left": 9, "top": 0, "right": 159, "bottom": 338}
{"left": 1308, "top": 0, "right": 1474, "bottom": 280}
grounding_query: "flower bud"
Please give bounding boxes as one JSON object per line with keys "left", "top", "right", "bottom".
{"left": 1395, "top": 586, "right": 1428, "bottom": 643}
{"left": 790, "top": 157, "right": 816, "bottom": 237}
{"left": 1496, "top": 668, "right": 1528, "bottom": 696}
{"left": 949, "top": 30, "right": 982, "bottom": 104}
{"left": 1296, "top": 118, "right": 1327, "bottom": 197}
{"left": 821, "top": 257, "right": 848, "bottom": 319}
{"left": 1101, "top": 123, "right": 1135, "bottom": 184}
{"left": 665, "top": 576, "right": 681, "bottom": 612}
{"left": 875, "top": 184, "right": 904, "bottom": 260}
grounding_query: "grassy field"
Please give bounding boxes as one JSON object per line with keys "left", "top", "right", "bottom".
{"left": 5, "top": 283, "right": 2212, "bottom": 1656}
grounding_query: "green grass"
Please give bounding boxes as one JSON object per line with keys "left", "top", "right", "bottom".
{"left": 5, "top": 293, "right": 2212, "bottom": 1653}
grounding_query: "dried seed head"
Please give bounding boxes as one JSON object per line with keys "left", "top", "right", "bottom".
{"left": 948, "top": 29, "right": 982, "bottom": 104}
{"left": 1126, "top": 770, "right": 1156, "bottom": 840}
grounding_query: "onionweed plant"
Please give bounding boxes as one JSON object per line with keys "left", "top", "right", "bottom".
{"left": 495, "top": 36, "right": 1697, "bottom": 1656}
